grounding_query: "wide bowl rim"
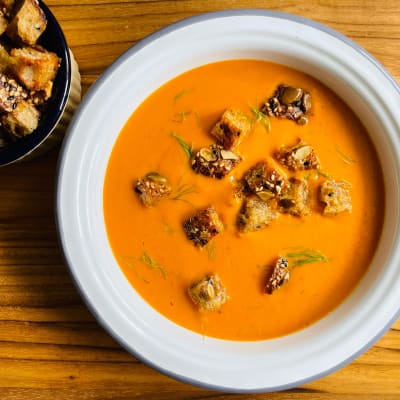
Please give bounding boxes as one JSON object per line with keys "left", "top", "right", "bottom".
{"left": 0, "top": 0, "right": 71, "bottom": 166}
{"left": 56, "top": 9, "right": 400, "bottom": 393}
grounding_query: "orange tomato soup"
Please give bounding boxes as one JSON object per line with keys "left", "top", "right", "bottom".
{"left": 103, "top": 60, "right": 384, "bottom": 340}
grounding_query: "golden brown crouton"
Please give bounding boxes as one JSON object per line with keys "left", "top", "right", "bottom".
{"left": 134, "top": 172, "right": 172, "bottom": 207}
{"left": 0, "top": 72, "right": 27, "bottom": 112}
{"left": 191, "top": 144, "right": 241, "bottom": 179}
{"left": 11, "top": 46, "right": 60, "bottom": 92}
{"left": 278, "top": 178, "right": 310, "bottom": 216}
{"left": 320, "top": 179, "right": 352, "bottom": 215}
{"left": 242, "top": 160, "right": 289, "bottom": 197}
{"left": 265, "top": 257, "right": 290, "bottom": 294}
{"left": 183, "top": 206, "right": 224, "bottom": 247}
{"left": 188, "top": 274, "right": 227, "bottom": 311}
{"left": 275, "top": 141, "right": 320, "bottom": 171}
{"left": 0, "top": 10, "right": 8, "bottom": 36}
{"left": 6, "top": 0, "right": 47, "bottom": 45}
{"left": 211, "top": 109, "right": 251, "bottom": 150}
{"left": 0, "top": 43, "right": 12, "bottom": 72}
{"left": 261, "top": 84, "right": 312, "bottom": 125}
{"left": 237, "top": 195, "right": 278, "bottom": 232}
{"left": 1, "top": 98, "right": 39, "bottom": 137}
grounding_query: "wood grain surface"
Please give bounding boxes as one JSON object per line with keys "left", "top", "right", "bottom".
{"left": 1, "top": 1, "right": 400, "bottom": 399}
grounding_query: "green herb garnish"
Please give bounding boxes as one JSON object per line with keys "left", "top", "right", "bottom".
{"left": 336, "top": 146, "right": 356, "bottom": 164}
{"left": 138, "top": 251, "right": 166, "bottom": 278}
{"left": 170, "top": 131, "right": 193, "bottom": 159}
{"left": 317, "top": 170, "right": 331, "bottom": 179}
{"left": 205, "top": 241, "right": 217, "bottom": 261}
{"left": 284, "top": 247, "right": 329, "bottom": 267}
{"left": 174, "top": 89, "right": 193, "bottom": 102}
{"left": 250, "top": 106, "right": 271, "bottom": 131}
{"left": 171, "top": 182, "right": 197, "bottom": 202}
{"left": 173, "top": 111, "right": 192, "bottom": 123}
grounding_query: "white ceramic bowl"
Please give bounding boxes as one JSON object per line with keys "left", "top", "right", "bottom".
{"left": 56, "top": 10, "right": 400, "bottom": 392}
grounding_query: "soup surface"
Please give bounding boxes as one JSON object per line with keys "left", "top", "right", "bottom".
{"left": 103, "top": 60, "right": 384, "bottom": 340}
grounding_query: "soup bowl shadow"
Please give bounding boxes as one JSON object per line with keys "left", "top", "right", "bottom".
{"left": 56, "top": 10, "right": 400, "bottom": 392}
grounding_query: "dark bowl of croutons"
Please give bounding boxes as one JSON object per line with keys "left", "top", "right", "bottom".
{"left": 0, "top": 0, "right": 80, "bottom": 166}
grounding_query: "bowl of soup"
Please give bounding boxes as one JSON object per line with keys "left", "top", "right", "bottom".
{"left": 56, "top": 10, "right": 400, "bottom": 392}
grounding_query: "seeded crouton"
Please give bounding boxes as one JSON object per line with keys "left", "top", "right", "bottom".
{"left": 1, "top": 98, "right": 39, "bottom": 137}
{"left": 191, "top": 144, "right": 241, "bottom": 179}
{"left": 237, "top": 195, "right": 278, "bottom": 232}
{"left": 0, "top": 0, "right": 15, "bottom": 16}
{"left": 188, "top": 274, "right": 227, "bottom": 311}
{"left": 6, "top": 0, "right": 47, "bottom": 45}
{"left": 0, "top": 72, "right": 27, "bottom": 112}
{"left": 134, "top": 172, "right": 172, "bottom": 207}
{"left": 278, "top": 178, "right": 310, "bottom": 216}
{"left": 265, "top": 257, "right": 290, "bottom": 294}
{"left": 211, "top": 109, "right": 251, "bottom": 150}
{"left": 261, "top": 84, "right": 311, "bottom": 125}
{"left": 320, "top": 179, "right": 352, "bottom": 215}
{"left": 183, "top": 206, "right": 224, "bottom": 247}
{"left": 275, "top": 141, "right": 320, "bottom": 171}
{"left": 241, "top": 160, "right": 289, "bottom": 197}
{"left": 11, "top": 46, "right": 60, "bottom": 92}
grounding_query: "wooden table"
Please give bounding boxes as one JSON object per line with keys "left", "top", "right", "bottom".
{"left": 1, "top": 1, "right": 399, "bottom": 398}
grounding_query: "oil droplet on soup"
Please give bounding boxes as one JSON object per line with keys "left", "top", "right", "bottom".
{"left": 103, "top": 60, "right": 384, "bottom": 341}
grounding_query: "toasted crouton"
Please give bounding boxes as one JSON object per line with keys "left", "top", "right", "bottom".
{"left": 265, "top": 257, "right": 290, "bottom": 294}
{"left": 0, "top": 10, "right": 7, "bottom": 36}
{"left": 275, "top": 140, "right": 320, "bottom": 171}
{"left": 211, "top": 109, "right": 252, "bottom": 150}
{"left": 0, "top": 72, "right": 27, "bottom": 112}
{"left": 278, "top": 178, "right": 310, "bottom": 216}
{"left": 134, "top": 172, "right": 172, "bottom": 207}
{"left": 183, "top": 207, "right": 224, "bottom": 247}
{"left": 320, "top": 179, "right": 352, "bottom": 215}
{"left": 0, "top": 44, "right": 12, "bottom": 73}
{"left": 237, "top": 195, "right": 278, "bottom": 232}
{"left": 10, "top": 46, "right": 60, "bottom": 92}
{"left": 1, "top": 98, "right": 39, "bottom": 137}
{"left": 7, "top": 0, "right": 47, "bottom": 45}
{"left": 188, "top": 274, "right": 227, "bottom": 311}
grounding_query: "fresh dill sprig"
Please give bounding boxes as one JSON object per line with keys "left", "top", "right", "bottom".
{"left": 317, "top": 170, "right": 331, "bottom": 179}
{"left": 249, "top": 105, "right": 271, "bottom": 131}
{"left": 205, "top": 240, "right": 217, "bottom": 261}
{"left": 172, "top": 111, "right": 192, "bottom": 123}
{"left": 171, "top": 183, "right": 197, "bottom": 202}
{"left": 174, "top": 88, "right": 193, "bottom": 102}
{"left": 284, "top": 247, "right": 329, "bottom": 267}
{"left": 138, "top": 251, "right": 166, "bottom": 278}
{"left": 336, "top": 146, "right": 356, "bottom": 165}
{"left": 170, "top": 131, "right": 193, "bottom": 159}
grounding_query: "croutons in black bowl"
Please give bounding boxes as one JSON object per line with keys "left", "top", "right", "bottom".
{"left": 0, "top": 0, "right": 81, "bottom": 166}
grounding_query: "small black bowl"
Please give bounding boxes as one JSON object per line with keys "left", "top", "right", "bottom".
{"left": 0, "top": 0, "right": 80, "bottom": 166}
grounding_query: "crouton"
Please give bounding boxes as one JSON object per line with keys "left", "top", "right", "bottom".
{"left": 134, "top": 172, "right": 172, "bottom": 207}
{"left": 265, "top": 257, "right": 290, "bottom": 294}
{"left": 183, "top": 206, "right": 224, "bottom": 247}
{"left": 237, "top": 195, "right": 278, "bottom": 232}
{"left": 275, "top": 141, "right": 320, "bottom": 171}
{"left": 211, "top": 109, "right": 251, "bottom": 150}
{"left": 320, "top": 179, "right": 352, "bottom": 215}
{"left": 191, "top": 144, "right": 241, "bottom": 179}
{"left": 188, "top": 274, "right": 227, "bottom": 311}
{"left": 242, "top": 160, "right": 289, "bottom": 197}
{"left": 6, "top": 0, "right": 47, "bottom": 45}
{"left": 11, "top": 46, "right": 60, "bottom": 92}
{"left": 261, "top": 84, "right": 311, "bottom": 125}
{"left": 1, "top": 98, "right": 39, "bottom": 137}
{"left": 0, "top": 10, "right": 7, "bottom": 36}
{"left": 0, "top": 0, "right": 15, "bottom": 16}
{"left": 0, "top": 43, "right": 12, "bottom": 72}
{"left": 0, "top": 72, "right": 27, "bottom": 112}
{"left": 278, "top": 178, "right": 310, "bottom": 216}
